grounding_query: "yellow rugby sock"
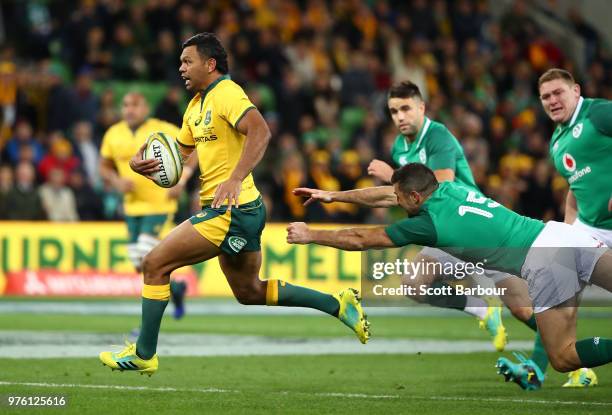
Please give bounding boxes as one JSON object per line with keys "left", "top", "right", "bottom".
{"left": 137, "top": 284, "right": 170, "bottom": 359}
{"left": 266, "top": 279, "right": 340, "bottom": 316}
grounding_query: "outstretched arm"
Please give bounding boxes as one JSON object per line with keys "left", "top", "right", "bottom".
{"left": 293, "top": 186, "right": 397, "bottom": 208}
{"left": 287, "top": 222, "right": 396, "bottom": 251}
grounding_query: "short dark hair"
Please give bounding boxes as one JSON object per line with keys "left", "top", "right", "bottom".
{"left": 182, "top": 33, "right": 229, "bottom": 74}
{"left": 538, "top": 68, "right": 575, "bottom": 88}
{"left": 391, "top": 163, "right": 439, "bottom": 195}
{"left": 388, "top": 81, "right": 423, "bottom": 101}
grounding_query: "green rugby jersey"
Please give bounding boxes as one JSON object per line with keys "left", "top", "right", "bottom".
{"left": 385, "top": 182, "right": 545, "bottom": 274}
{"left": 549, "top": 97, "right": 612, "bottom": 229}
{"left": 390, "top": 117, "right": 478, "bottom": 190}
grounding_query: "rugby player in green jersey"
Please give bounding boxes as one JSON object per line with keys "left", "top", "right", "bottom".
{"left": 306, "top": 82, "right": 512, "bottom": 349}
{"left": 496, "top": 68, "right": 612, "bottom": 388}
{"left": 288, "top": 163, "right": 612, "bottom": 391}
{"left": 296, "top": 82, "right": 558, "bottom": 388}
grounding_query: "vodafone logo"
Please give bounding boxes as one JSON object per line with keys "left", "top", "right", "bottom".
{"left": 563, "top": 153, "right": 576, "bottom": 172}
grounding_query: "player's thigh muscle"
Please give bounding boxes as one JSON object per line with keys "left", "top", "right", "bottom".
{"left": 590, "top": 250, "right": 612, "bottom": 292}
{"left": 143, "top": 219, "right": 221, "bottom": 280}
{"left": 495, "top": 276, "right": 533, "bottom": 319}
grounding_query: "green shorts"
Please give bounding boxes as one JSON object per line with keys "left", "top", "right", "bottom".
{"left": 189, "top": 196, "right": 266, "bottom": 255}
{"left": 126, "top": 214, "right": 170, "bottom": 243}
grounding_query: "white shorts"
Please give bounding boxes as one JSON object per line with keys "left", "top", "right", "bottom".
{"left": 573, "top": 218, "right": 612, "bottom": 247}
{"left": 419, "top": 247, "right": 512, "bottom": 284}
{"left": 522, "top": 221, "right": 607, "bottom": 313}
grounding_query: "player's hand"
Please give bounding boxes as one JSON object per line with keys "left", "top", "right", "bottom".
{"left": 167, "top": 182, "right": 185, "bottom": 199}
{"left": 367, "top": 159, "right": 394, "bottom": 183}
{"left": 608, "top": 195, "right": 612, "bottom": 212}
{"left": 292, "top": 187, "right": 333, "bottom": 206}
{"left": 286, "top": 222, "right": 311, "bottom": 244}
{"left": 129, "top": 142, "right": 159, "bottom": 179}
{"left": 212, "top": 178, "right": 242, "bottom": 210}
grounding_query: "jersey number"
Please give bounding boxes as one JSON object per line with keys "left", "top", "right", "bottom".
{"left": 458, "top": 191, "right": 499, "bottom": 219}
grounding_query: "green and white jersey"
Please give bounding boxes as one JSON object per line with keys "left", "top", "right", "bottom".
{"left": 390, "top": 117, "right": 478, "bottom": 190}
{"left": 385, "top": 182, "right": 545, "bottom": 274}
{"left": 549, "top": 97, "right": 612, "bottom": 230}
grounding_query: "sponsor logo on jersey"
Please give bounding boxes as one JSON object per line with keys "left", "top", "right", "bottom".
{"left": 194, "top": 134, "right": 218, "bottom": 143}
{"left": 568, "top": 165, "right": 591, "bottom": 184}
{"left": 398, "top": 155, "right": 408, "bottom": 166}
{"left": 194, "top": 115, "right": 202, "bottom": 126}
{"left": 419, "top": 148, "right": 427, "bottom": 164}
{"left": 204, "top": 110, "right": 212, "bottom": 125}
{"left": 228, "top": 236, "right": 247, "bottom": 253}
{"left": 572, "top": 122, "right": 583, "bottom": 138}
{"left": 563, "top": 153, "right": 576, "bottom": 172}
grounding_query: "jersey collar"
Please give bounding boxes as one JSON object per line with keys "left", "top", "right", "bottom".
{"left": 199, "top": 74, "right": 231, "bottom": 111}
{"left": 402, "top": 117, "right": 431, "bottom": 151}
{"left": 415, "top": 117, "right": 431, "bottom": 148}
{"left": 565, "top": 96, "right": 584, "bottom": 128}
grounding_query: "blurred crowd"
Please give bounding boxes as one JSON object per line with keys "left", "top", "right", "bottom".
{"left": 1, "top": 0, "right": 611, "bottom": 223}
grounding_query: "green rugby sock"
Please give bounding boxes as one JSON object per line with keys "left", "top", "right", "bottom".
{"left": 426, "top": 281, "right": 467, "bottom": 311}
{"left": 266, "top": 279, "right": 340, "bottom": 316}
{"left": 521, "top": 313, "right": 549, "bottom": 372}
{"left": 531, "top": 332, "right": 549, "bottom": 373}
{"left": 523, "top": 314, "right": 538, "bottom": 331}
{"left": 523, "top": 313, "right": 548, "bottom": 373}
{"left": 136, "top": 284, "right": 169, "bottom": 360}
{"left": 576, "top": 337, "right": 612, "bottom": 368}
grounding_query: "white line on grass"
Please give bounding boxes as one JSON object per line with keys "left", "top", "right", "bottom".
{"left": 316, "top": 392, "right": 399, "bottom": 399}
{"left": 414, "top": 395, "right": 612, "bottom": 407}
{"left": 0, "top": 381, "right": 235, "bottom": 394}
{"left": 1, "top": 381, "right": 612, "bottom": 406}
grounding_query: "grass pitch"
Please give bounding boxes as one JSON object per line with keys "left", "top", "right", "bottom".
{"left": 0, "top": 303, "right": 611, "bottom": 414}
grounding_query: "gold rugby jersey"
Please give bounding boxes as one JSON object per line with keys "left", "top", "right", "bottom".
{"left": 177, "top": 75, "right": 260, "bottom": 206}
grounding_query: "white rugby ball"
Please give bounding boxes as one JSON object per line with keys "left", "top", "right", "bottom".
{"left": 143, "top": 132, "right": 183, "bottom": 188}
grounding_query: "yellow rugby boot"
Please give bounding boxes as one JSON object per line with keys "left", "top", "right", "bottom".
{"left": 99, "top": 342, "right": 158, "bottom": 376}
{"left": 479, "top": 297, "right": 507, "bottom": 352}
{"left": 562, "top": 368, "right": 598, "bottom": 388}
{"left": 334, "top": 288, "right": 370, "bottom": 344}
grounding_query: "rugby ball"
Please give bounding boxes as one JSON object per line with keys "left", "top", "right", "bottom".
{"left": 143, "top": 132, "right": 183, "bottom": 188}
